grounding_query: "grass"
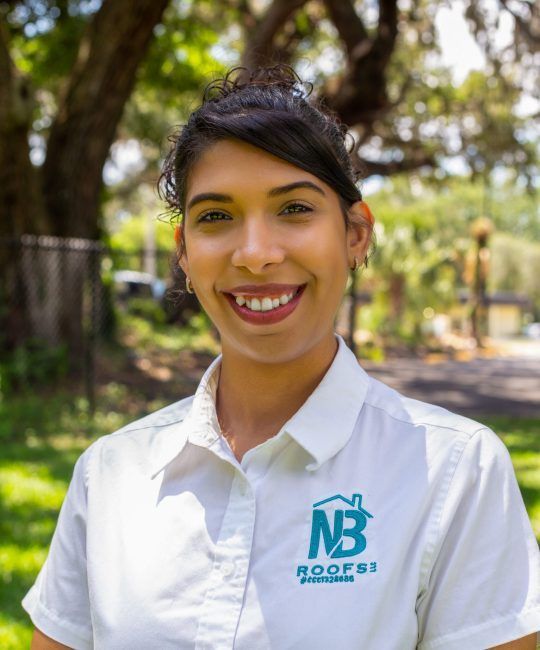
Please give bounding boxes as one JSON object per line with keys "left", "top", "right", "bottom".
{"left": 0, "top": 394, "right": 128, "bottom": 649}
{"left": 119, "top": 307, "right": 220, "bottom": 355}
{"left": 482, "top": 416, "right": 540, "bottom": 540}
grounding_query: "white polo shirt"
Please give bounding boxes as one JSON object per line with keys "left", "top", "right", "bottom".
{"left": 22, "top": 335, "right": 540, "bottom": 649}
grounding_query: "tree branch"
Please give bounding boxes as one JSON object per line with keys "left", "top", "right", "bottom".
{"left": 372, "top": 0, "right": 399, "bottom": 64}
{"left": 499, "top": 0, "right": 540, "bottom": 50}
{"left": 357, "top": 152, "right": 436, "bottom": 178}
{"left": 322, "top": 0, "right": 369, "bottom": 56}
{"left": 358, "top": 156, "right": 436, "bottom": 178}
{"left": 220, "top": 0, "right": 257, "bottom": 32}
{"left": 321, "top": 0, "right": 399, "bottom": 126}
{"left": 241, "top": 0, "right": 309, "bottom": 69}
{"left": 0, "top": 19, "right": 12, "bottom": 84}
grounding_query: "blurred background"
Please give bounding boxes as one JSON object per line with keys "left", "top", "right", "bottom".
{"left": 0, "top": 0, "right": 539, "bottom": 645}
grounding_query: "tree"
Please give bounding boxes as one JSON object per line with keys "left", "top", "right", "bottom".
{"left": 358, "top": 174, "right": 538, "bottom": 349}
{"left": 1, "top": 0, "right": 537, "bottom": 357}
{"left": 234, "top": 0, "right": 538, "bottom": 182}
{"left": 0, "top": 0, "right": 173, "bottom": 360}
{"left": 0, "top": 0, "right": 173, "bottom": 240}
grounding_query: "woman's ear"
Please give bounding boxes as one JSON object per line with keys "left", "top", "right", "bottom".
{"left": 174, "top": 224, "right": 189, "bottom": 276}
{"left": 346, "top": 200, "right": 373, "bottom": 264}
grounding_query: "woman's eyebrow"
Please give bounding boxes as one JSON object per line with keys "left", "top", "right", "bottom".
{"left": 187, "top": 192, "right": 233, "bottom": 212}
{"left": 267, "top": 181, "right": 326, "bottom": 198}
{"left": 186, "top": 181, "right": 326, "bottom": 212}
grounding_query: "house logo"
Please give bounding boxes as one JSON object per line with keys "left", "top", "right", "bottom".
{"left": 308, "top": 493, "right": 373, "bottom": 559}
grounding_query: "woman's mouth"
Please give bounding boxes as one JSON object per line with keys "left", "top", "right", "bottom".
{"left": 223, "top": 285, "right": 306, "bottom": 325}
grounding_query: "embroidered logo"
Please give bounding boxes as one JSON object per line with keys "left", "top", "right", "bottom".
{"left": 296, "top": 492, "right": 377, "bottom": 586}
{"left": 309, "top": 493, "right": 373, "bottom": 559}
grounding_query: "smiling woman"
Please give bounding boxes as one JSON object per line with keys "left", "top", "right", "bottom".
{"left": 175, "top": 137, "right": 370, "bottom": 369}
{"left": 22, "top": 65, "right": 539, "bottom": 650}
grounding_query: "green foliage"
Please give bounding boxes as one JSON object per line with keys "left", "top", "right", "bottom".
{"left": 369, "top": 175, "right": 539, "bottom": 241}
{"left": 0, "top": 392, "right": 130, "bottom": 648}
{"left": 125, "top": 297, "right": 167, "bottom": 324}
{"left": 3, "top": 2, "right": 90, "bottom": 86}
{"left": 117, "top": 306, "right": 218, "bottom": 355}
{"left": 482, "top": 416, "right": 540, "bottom": 541}
{"left": 361, "top": 175, "right": 540, "bottom": 342}
{"left": 0, "top": 341, "right": 69, "bottom": 398}
{"left": 104, "top": 213, "right": 176, "bottom": 279}
{"left": 2, "top": 1, "right": 95, "bottom": 147}
{"left": 450, "top": 71, "right": 530, "bottom": 175}
{"left": 489, "top": 233, "right": 540, "bottom": 315}
{"left": 108, "top": 213, "right": 175, "bottom": 253}
{"left": 122, "top": 2, "right": 230, "bottom": 144}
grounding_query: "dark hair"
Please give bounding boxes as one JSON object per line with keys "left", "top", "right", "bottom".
{"left": 159, "top": 64, "right": 374, "bottom": 278}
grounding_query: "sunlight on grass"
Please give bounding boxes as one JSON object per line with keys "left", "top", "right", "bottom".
{"left": 0, "top": 465, "right": 66, "bottom": 510}
{"left": 0, "top": 420, "right": 90, "bottom": 648}
{"left": 0, "top": 545, "right": 47, "bottom": 583}
{"left": 0, "top": 613, "right": 32, "bottom": 650}
{"left": 483, "top": 417, "right": 540, "bottom": 540}
{"left": 119, "top": 309, "right": 220, "bottom": 355}
{"left": 507, "top": 457, "right": 540, "bottom": 539}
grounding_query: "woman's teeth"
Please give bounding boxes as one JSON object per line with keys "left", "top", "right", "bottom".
{"left": 235, "top": 292, "right": 295, "bottom": 311}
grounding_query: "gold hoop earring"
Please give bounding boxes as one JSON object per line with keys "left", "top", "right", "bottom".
{"left": 351, "top": 256, "right": 359, "bottom": 272}
{"left": 186, "top": 276, "right": 194, "bottom": 294}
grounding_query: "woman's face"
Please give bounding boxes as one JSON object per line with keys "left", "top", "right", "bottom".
{"left": 180, "top": 138, "right": 370, "bottom": 364}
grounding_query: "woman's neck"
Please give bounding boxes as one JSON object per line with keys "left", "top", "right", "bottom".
{"left": 215, "top": 333, "right": 338, "bottom": 450}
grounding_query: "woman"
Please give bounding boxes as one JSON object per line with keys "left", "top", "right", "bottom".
{"left": 24, "top": 65, "right": 539, "bottom": 650}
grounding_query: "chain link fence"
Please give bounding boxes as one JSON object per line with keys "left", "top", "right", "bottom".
{"left": 0, "top": 235, "right": 177, "bottom": 412}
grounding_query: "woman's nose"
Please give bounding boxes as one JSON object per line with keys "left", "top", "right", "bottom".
{"left": 231, "top": 218, "right": 285, "bottom": 273}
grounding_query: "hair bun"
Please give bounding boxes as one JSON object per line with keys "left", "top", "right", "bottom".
{"left": 203, "top": 64, "right": 313, "bottom": 103}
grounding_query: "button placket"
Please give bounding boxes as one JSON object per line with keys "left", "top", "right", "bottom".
{"left": 220, "top": 561, "right": 235, "bottom": 577}
{"left": 194, "top": 468, "right": 256, "bottom": 650}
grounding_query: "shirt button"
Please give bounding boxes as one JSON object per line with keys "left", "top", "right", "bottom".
{"left": 239, "top": 482, "right": 248, "bottom": 496}
{"left": 221, "top": 561, "right": 235, "bottom": 577}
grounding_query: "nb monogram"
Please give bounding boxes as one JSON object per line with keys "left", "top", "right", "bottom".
{"left": 308, "top": 493, "right": 373, "bottom": 559}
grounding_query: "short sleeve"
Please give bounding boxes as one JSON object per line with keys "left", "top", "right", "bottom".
{"left": 416, "top": 427, "right": 540, "bottom": 650}
{"left": 21, "top": 445, "right": 95, "bottom": 650}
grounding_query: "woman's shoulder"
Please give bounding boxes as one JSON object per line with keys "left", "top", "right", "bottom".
{"left": 111, "top": 395, "right": 195, "bottom": 436}
{"left": 365, "top": 374, "right": 485, "bottom": 434}
{"left": 362, "top": 373, "right": 493, "bottom": 467}
{"left": 77, "top": 395, "right": 196, "bottom": 480}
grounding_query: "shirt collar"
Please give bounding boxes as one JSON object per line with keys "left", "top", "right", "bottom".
{"left": 150, "top": 335, "right": 369, "bottom": 477}
{"left": 149, "top": 355, "right": 222, "bottom": 479}
{"left": 282, "top": 335, "right": 370, "bottom": 471}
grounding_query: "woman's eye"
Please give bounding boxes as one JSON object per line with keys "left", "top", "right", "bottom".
{"left": 197, "top": 210, "right": 231, "bottom": 223}
{"left": 282, "top": 203, "right": 312, "bottom": 215}
{"left": 197, "top": 203, "right": 311, "bottom": 222}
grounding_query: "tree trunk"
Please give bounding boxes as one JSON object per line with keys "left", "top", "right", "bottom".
{"left": 0, "top": 23, "right": 46, "bottom": 238}
{"left": 388, "top": 273, "right": 406, "bottom": 333}
{"left": 241, "top": 0, "right": 309, "bottom": 69}
{"left": 43, "top": 0, "right": 170, "bottom": 239}
{"left": 0, "top": 23, "right": 48, "bottom": 350}
{"left": 321, "top": 0, "right": 398, "bottom": 125}
{"left": 0, "top": 0, "right": 169, "bottom": 359}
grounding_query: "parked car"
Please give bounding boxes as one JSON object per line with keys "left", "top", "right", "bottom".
{"left": 523, "top": 322, "right": 540, "bottom": 339}
{"left": 113, "top": 270, "right": 166, "bottom": 302}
